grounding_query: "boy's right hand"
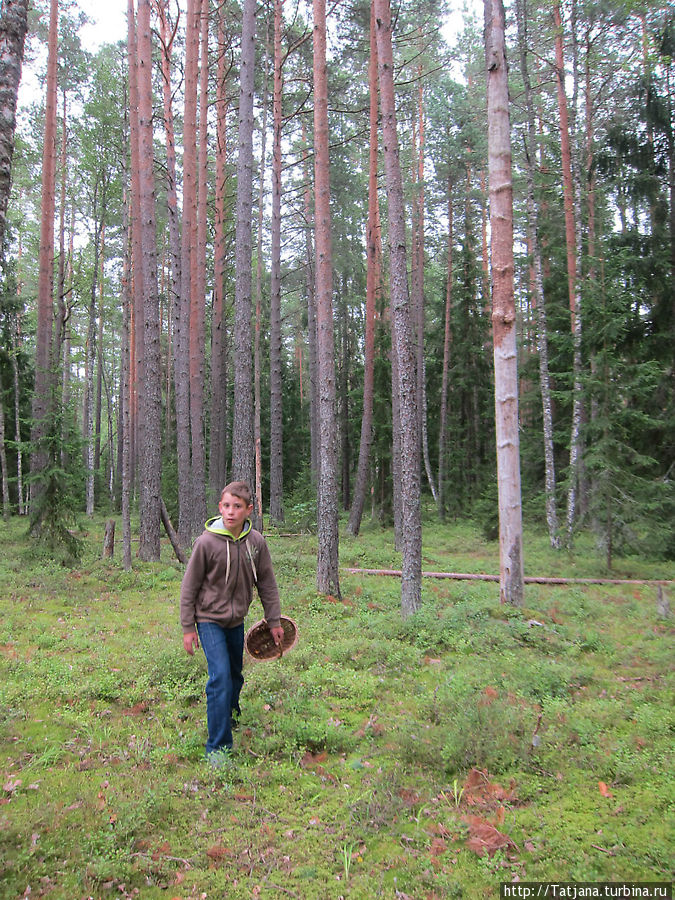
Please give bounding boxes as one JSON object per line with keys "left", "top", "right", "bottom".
{"left": 183, "top": 631, "right": 199, "bottom": 656}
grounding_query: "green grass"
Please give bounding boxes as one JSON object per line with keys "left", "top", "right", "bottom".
{"left": 0, "top": 513, "right": 673, "bottom": 898}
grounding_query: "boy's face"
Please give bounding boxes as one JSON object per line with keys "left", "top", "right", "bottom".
{"left": 219, "top": 492, "right": 253, "bottom": 537}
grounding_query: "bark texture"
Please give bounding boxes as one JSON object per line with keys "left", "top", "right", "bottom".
{"left": 190, "top": 0, "right": 208, "bottom": 534}
{"left": 231, "top": 0, "right": 257, "bottom": 496}
{"left": 348, "top": 2, "right": 382, "bottom": 537}
{"left": 269, "top": 0, "right": 284, "bottom": 523}
{"left": 176, "top": 0, "right": 200, "bottom": 544}
{"left": 136, "top": 0, "right": 162, "bottom": 559}
{"left": 313, "top": 0, "right": 340, "bottom": 597}
{"left": 208, "top": 6, "right": 230, "bottom": 507}
{"left": 374, "top": 0, "right": 422, "bottom": 616}
{"left": 485, "top": 0, "right": 525, "bottom": 605}
{"left": 302, "top": 120, "right": 319, "bottom": 485}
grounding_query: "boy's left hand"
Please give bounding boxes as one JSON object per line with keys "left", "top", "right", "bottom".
{"left": 270, "top": 625, "right": 285, "bottom": 648}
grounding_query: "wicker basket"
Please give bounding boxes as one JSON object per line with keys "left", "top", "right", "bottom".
{"left": 245, "top": 615, "right": 298, "bottom": 661}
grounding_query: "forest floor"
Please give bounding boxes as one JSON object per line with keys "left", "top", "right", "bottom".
{"left": 0, "top": 511, "right": 673, "bottom": 899}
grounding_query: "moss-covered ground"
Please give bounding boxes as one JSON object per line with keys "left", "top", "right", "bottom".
{"left": 0, "top": 512, "right": 673, "bottom": 898}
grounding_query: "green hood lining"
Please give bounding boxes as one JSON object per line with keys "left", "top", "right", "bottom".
{"left": 204, "top": 516, "right": 253, "bottom": 541}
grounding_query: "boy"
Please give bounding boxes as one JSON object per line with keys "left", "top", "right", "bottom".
{"left": 180, "top": 481, "right": 284, "bottom": 760}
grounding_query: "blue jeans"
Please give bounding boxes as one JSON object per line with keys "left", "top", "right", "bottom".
{"left": 196, "top": 621, "right": 245, "bottom": 754}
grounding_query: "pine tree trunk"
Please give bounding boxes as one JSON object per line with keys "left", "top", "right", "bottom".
{"left": 121, "top": 151, "right": 133, "bottom": 570}
{"left": 175, "top": 0, "right": 200, "bottom": 545}
{"left": 56, "top": 91, "right": 72, "bottom": 476}
{"left": 254, "top": 18, "right": 269, "bottom": 529}
{"left": 348, "top": 1, "right": 381, "bottom": 537}
{"left": 54, "top": 89, "right": 68, "bottom": 370}
{"left": 313, "top": 0, "right": 340, "bottom": 597}
{"left": 390, "top": 329, "right": 403, "bottom": 550}
{"left": 0, "top": 0, "right": 28, "bottom": 256}
{"left": 189, "top": 0, "right": 208, "bottom": 535}
{"left": 158, "top": 0, "right": 183, "bottom": 483}
{"left": 485, "top": 0, "right": 525, "bottom": 606}
{"left": 374, "top": 0, "right": 422, "bottom": 616}
{"left": 269, "top": 0, "right": 284, "bottom": 523}
{"left": 29, "top": 0, "right": 58, "bottom": 515}
{"left": 209, "top": 5, "right": 229, "bottom": 507}
{"left": 412, "top": 76, "right": 438, "bottom": 509}
{"left": 584, "top": 27, "right": 602, "bottom": 527}
{"left": 302, "top": 120, "right": 319, "bottom": 486}
{"left": 127, "top": 0, "right": 143, "bottom": 521}
{"left": 94, "top": 227, "right": 106, "bottom": 502}
{"left": 232, "top": 0, "right": 257, "bottom": 500}
{"left": 339, "top": 279, "right": 351, "bottom": 510}
{"left": 135, "top": 0, "right": 162, "bottom": 560}
{"left": 158, "top": 0, "right": 182, "bottom": 308}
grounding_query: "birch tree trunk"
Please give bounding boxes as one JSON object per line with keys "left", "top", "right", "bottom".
{"left": 485, "top": 0, "right": 525, "bottom": 606}
{"left": 374, "top": 0, "right": 421, "bottom": 616}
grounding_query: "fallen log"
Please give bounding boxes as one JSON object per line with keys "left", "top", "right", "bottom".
{"left": 344, "top": 567, "right": 673, "bottom": 587}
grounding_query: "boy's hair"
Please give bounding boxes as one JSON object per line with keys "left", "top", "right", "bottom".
{"left": 220, "top": 481, "right": 253, "bottom": 507}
